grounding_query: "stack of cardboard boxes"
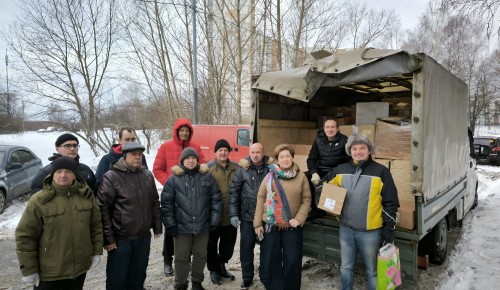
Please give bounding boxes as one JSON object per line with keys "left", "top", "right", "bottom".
{"left": 314, "top": 102, "right": 415, "bottom": 230}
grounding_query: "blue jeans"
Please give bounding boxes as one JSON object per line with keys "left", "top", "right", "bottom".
{"left": 339, "top": 224, "right": 380, "bottom": 290}
{"left": 106, "top": 235, "right": 151, "bottom": 290}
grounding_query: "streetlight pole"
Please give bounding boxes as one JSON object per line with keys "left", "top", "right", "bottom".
{"left": 192, "top": 0, "right": 198, "bottom": 124}
{"left": 5, "top": 49, "right": 10, "bottom": 119}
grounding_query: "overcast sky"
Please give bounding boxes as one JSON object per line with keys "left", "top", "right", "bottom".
{"left": 0, "top": 0, "right": 430, "bottom": 81}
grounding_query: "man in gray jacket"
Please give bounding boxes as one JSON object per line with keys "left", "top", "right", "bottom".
{"left": 229, "top": 143, "right": 271, "bottom": 289}
{"left": 161, "top": 148, "right": 221, "bottom": 290}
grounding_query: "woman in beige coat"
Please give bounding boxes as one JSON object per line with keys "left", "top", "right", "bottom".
{"left": 254, "top": 144, "right": 311, "bottom": 290}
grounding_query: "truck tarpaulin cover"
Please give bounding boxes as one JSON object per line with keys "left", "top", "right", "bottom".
{"left": 252, "top": 49, "right": 469, "bottom": 202}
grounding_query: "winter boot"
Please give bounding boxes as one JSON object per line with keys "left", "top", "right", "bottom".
{"left": 219, "top": 263, "right": 235, "bottom": 280}
{"left": 210, "top": 271, "right": 223, "bottom": 285}
{"left": 192, "top": 282, "right": 206, "bottom": 290}
{"left": 173, "top": 284, "right": 188, "bottom": 290}
{"left": 164, "top": 260, "right": 174, "bottom": 277}
{"left": 240, "top": 280, "right": 253, "bottom": 289}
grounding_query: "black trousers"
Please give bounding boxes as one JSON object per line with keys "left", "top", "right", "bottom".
{"left": 259, "top": 227, "right": 303, "bottom": 290}
{"left": 34, "top": 273, "right": 86, "bottom": 290}
{"left": 240, "top": 220, "right": 257, "bottom": 283}
{"left": 206, "top": 225, "right": 237, "bottom": 272}
{"left": 162, "top": 225, "right": 175, "bottom": 263}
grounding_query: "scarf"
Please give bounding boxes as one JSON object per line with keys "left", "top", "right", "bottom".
{"left": 264, "top": 164, "right": 296, "bottom": 231}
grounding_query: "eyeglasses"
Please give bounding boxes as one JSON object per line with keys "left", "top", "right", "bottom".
{"left": 60, "top": 144, "right": 80, "bottom": 149}
{"left": 123, "top": 138, "right": 137, "bottom": 142}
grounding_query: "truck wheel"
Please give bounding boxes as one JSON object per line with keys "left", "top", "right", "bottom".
{"left": 471, "top": 184, "right": 478, "bottom": 209}
{"left": 428, "top": 218, "right": 448, "bottom": 264}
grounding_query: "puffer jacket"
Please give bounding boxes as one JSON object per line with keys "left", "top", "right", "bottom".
{"left": 307, "top": 130, "right": 349, "bottom": 177}
{"left": 153, "top": 118, "right": 206, "bottom": 185}
{"left": 320, "top": 156, "right": 400, "bottom": 231}
{"left": 31, "top": 154, "right": 96, "bottom": 194}
{"left": 95, "top": 144, "right": 148, "bottom": 188}
{"left": 161, "top": 164, "right": 221, "bottom": 234}
{"left": 208, "top": 160, "right": 238, "bottom": 226}
{"left": 97, "top": 158, "right": 162, "bottom": 246}
{"left": 16, "top": 175, "right": 103, "bottom": 281}
{"left": 229, "top": 156, "right": 272, "bottom": 222}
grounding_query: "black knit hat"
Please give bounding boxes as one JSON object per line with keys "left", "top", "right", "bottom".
{"left": 214, "top": 139, "right": 231, "bottom": 153}
{"left": 55, "top": 133, "right": 79, "bottom": 147}
{"left": 51, "top": 156, "right": 78, "bottom": 175}
{"left": 180, "top": 147, "right": 199, "bottom": 164}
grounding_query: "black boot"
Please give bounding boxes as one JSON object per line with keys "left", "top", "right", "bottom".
{"left": 192, "top": 282, "right": 206, "bottom": 290}
{"left": 163, "top": 260, "right": 174, "bottom": 277}
{"left": 174, "top": 285, "right": 187, "bottom": 290}
{"left": 219, "top": 263, "right": 235, "bottom": 280}
{"left": 210, "top": 271, "right": 223, "bottom": 285}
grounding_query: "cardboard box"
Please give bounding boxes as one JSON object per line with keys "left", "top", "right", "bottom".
{"left": 396, "top": 201, "right": 415, "bottom": 230}
{"left": 374, "top": 118, "right": 411, "bottom": 160}
{"left": 294, "top": 154, "right": 308, "bottom": 171}
{"left": 355, "top": 102, "right": 389, "bottom": 125}
{"left": 291, "top": 144, "right": 312, "bottom": 155}
{"left": 339, "top": 124, "right": 376, "bottom": 144}
{"left": 317, "top": 183, "right": 347, "bottom": 216}
{"left": 390, "top": 160, "right": 414, "bottom": 206}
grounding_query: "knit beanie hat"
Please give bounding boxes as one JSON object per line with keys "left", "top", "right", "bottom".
{"left": 180, "top": 147, "right": 199, "bottom": 163}
{"left": 55, "top": 133, "right": 79, "bottom": 147}
{"left": 214, "top": 139, "right": 232, "bottom": 153}
{"left": 51, "top": 156, "right": 78, "bottom": 174}
{"left": 345, "top": 133, "right": 375, "bottom": 156}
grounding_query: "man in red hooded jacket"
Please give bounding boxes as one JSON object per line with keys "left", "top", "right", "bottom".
{"left": 153, "top": 118, "right": 206, "bottom": 277}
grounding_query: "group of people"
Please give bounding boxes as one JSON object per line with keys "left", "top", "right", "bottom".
{"left": 14, "top": 117, "right": 399, "bottom": 290}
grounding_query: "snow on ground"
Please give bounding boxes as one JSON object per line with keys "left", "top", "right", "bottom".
{"left": 1, "top": 130, "right": 500, "bottom": 289}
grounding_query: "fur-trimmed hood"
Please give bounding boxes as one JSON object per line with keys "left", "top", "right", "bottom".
{"left": 238, "top": 156, "right": 274, "bottom": 170}
{"left": 171, "top": 163, "right": 209, "bottom": 176}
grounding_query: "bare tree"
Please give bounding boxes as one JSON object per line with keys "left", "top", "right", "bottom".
{"left": 441, "top": 0, "right": 500, "bottom": 38}
{"left": 403, "top": 1, "right": 498, "bottom": 133}
{"left": 2, "top": 0, "right": 117, "bottom": 156}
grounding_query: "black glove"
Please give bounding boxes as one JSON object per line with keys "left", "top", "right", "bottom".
{"left": 210, "top": 225, "right": 218, "bottom": 232}
{"left": 166, "top": 225, "right": 177, "bottom": 237}
{"left": 382, "top": 228, "right": 395, "bottom": 244}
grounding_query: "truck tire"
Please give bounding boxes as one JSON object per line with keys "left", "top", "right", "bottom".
{"left": 471, "top": 184, "right": 478, "bottom": 209}
{"left": 427, "top": 218, "right": 448, "bottom": 264}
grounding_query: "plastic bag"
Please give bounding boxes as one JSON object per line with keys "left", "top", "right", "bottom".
{"left": 377, "top": 243, "right": 402, "bottom": 290}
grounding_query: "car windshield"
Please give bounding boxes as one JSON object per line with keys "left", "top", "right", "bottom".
{"left": 475, "top": 138, "right": 495, "bottom": 146}
{"left": 0, "top": 151, "right": 5, "bottom": 165}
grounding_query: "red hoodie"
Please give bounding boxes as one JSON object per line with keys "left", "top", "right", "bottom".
{"left": 153, "top": 118, "right": 206, "bottom": 185}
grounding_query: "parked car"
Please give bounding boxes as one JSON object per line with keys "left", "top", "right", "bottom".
{"left": 0, "top": 145, "right": 43, "bottom": 213}
{"left": 474, "top": 136, "right": 500, "bottom": 164}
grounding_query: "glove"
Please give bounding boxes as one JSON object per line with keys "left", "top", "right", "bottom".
{"left": 311, "top": 173, "right": 321, "bottom": 186}
{"left": 91, "top": 255, "right": 100, "bottom": 268}
{"left": 230, "top": 216, "right": 240, "bottom": 228}
{"left": 22, "top": 272, "right": 40, "bottom": 287}
{"left": 166, "top": 225, "right": 177, "bottom": 237}
{"left": 210, "top": 225, "right": 218, "bottom": 232}
{"left": 382, "top": 228, "right": 395, "bottom": 244}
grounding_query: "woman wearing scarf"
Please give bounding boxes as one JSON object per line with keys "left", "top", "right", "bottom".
{"left": 254, "top": 144, "right": 311, "bottom": 290}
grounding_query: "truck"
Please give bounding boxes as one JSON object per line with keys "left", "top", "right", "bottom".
{"left": 250, "top": 48, "right": 479, "bottom": 283}
{"left": 190, "top": 124, "right": 251, "bottom": 161}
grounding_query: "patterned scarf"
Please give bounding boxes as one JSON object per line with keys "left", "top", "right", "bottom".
{"left": 264, "top": 164, "right": 296, "bottom": 231}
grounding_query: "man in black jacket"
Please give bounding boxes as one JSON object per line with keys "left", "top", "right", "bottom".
{"left": 229, "top": 143, "right": 271, "bottom": 289}
{"left": 161, "top": 148, "right": 221, "bottom": 290}
{"left": 307, "top": 119, "right": 349, "bottom": 184}
{"left": 31, "top": 133, "right": 96, "bottom": 194}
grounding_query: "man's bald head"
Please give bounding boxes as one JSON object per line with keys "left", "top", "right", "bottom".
{"left": 249, "top": 143, "right": 265, "bottom": 165}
